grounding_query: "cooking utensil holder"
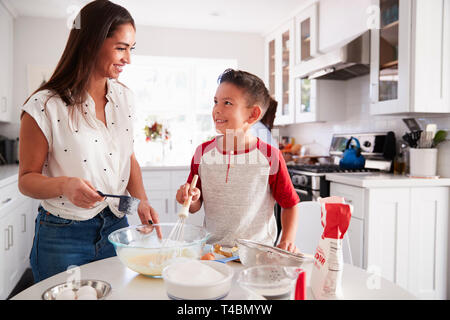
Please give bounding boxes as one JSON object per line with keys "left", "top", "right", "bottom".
{"left": 409, "top": 148, "right": 438, "bottom": 177}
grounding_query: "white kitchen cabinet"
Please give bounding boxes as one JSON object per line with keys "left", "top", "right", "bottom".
{"left": 265, "top": 20, "right": 295, "bottom": 126}
{"left": 318, "top": 0, "right": 373, "bottom": 52}
{"left": 294, "top": 2, "right": 319, "bottom": 65}
{"left": 293, "top": 78, "right": 346, "bottom": 123}
{"left": 366, "top": 188, "right": 411, "bottom": 290}
{"left": 370, "top": 0, "right": 450, "bottom": 115}
{"left": 347, "top": 217, "right": 364, "bottom": 269}
{"left": 0, "top": 213, "right": 13, "bottom": 300}
{"left": 330, "top": 182, "right": 449, "bottom": 299}
{"left": 408, "top": 187, "right": 449, "bottom": 299}
{"left": 140, "top": 169, "right": 205, "bottom": 227}
{"left": 0, "top": 2, "right": 14, "bottom": 123}
{"left": 0, "top": 179, "right": 34, "bottom": 300}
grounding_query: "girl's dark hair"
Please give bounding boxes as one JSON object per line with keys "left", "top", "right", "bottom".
{"left": 23, "top": 0, "right": 135, "bottom": 126}
{"left": 217, "top": 69, "right": 278, "bottom": 130}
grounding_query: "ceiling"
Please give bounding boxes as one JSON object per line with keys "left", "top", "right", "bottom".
{"left": 3, "top": 0, "right": 308, "bottom": 34}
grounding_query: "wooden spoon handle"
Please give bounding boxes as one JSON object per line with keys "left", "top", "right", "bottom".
{"left": 183, "top": 175, "right": 198, "bottom": 207}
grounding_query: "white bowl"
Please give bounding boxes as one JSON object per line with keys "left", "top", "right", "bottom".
{"left": 162, "top": 260, "right": 234, "bottom": 300}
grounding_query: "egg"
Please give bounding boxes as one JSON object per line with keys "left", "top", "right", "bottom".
{"left": 76, "top": 285, "right": 98, "bottom": 298}
{"left": 55, "top": 288, "right": 76, "bottom": 300}
{"left": 201, "top": 252, "right": 215, "bottom": 260}
{"left": 76, "top": 293, "right": 98, "bottom": 300}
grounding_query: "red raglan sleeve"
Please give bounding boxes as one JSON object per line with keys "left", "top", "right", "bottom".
{"left": 268, "top": 148, "right": 300, "bottom": 208}
{"left": 187, "top": 154, "right": 202, "bottom": 200}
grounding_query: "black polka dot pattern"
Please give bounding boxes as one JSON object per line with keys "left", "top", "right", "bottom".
{"left": 25, "top": 79, "right": 135, "bottom": 219}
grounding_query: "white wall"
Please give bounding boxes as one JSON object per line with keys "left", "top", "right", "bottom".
{"left": 0, "top": 16, "right": 264, "bottom": 138}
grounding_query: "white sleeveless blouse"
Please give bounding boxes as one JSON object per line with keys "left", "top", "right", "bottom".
{"left": 21, "top": 79, "right": 135, "bottom": 221}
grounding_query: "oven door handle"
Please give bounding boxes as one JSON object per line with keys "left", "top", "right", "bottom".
{"left": 294, "top": 188, "right": 310, "bottom": 195}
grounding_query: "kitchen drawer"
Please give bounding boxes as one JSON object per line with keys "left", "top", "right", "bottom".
{"left": 330, "top": 183, "right": 365, "bottom": 219}
{"left": 142, "top": 171, "right": 170, "bottom": 191}
{"left": 0, "top": 181, "right": 19, "bottom": 218}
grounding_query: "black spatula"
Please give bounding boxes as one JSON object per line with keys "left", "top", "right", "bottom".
{"left": 97, "top": 190, "right": 140, "bottom": 215}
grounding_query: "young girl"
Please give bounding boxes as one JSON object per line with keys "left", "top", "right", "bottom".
{"left": 176, "top": 69, "right": 300, "bottom": 253}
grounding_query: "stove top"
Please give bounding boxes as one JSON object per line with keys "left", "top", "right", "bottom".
{"left": 287, "top": 164, "right": 380, "bottom": 174}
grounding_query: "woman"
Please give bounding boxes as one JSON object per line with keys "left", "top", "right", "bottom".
{"left": 18, "top": 0, "right": 159, "bottom": 282}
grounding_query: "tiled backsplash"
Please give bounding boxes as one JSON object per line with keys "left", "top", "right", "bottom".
{"left": 278, "top": 75, "right": 450, "bottom": 176}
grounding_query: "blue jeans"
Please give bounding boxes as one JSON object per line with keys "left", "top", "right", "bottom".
{"left": 30, "top": 205, "right": 129, "bottom": 283}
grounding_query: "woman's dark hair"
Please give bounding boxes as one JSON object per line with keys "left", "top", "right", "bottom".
{"left": 217, "top": 69, "right": 278, "bottom": 130}
{"left": 23, "top": 0, "right": 135, "bottom": 126}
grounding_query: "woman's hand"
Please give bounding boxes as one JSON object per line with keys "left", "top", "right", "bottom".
{"left": 62, "top": 177, "right": 104, "bottom": 208}
{"left": 176, "top": 183, "right": 201, "bottom": 205}
{"left": 137, "top": 199, "right": 162, "bottom": 239}
{"left": 277, "top": 240, "right": 298, "bottom": 253}
{"left": 137, "top": 199, "right": 160, "bottom": 225}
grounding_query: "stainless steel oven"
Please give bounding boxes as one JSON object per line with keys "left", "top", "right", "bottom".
{"left": 286, "top": 132, "right": 396, "bottom": 202}
{"left": 276, "top": 132, "right": 396, "bottom": 244}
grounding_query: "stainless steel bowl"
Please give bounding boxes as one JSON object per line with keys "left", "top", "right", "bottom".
{"left": 42, "top": 280, "right": 112, "bottom": 300}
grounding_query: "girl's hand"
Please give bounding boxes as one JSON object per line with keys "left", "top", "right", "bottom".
{"left": 62, "top": 177, "right": 104, "bottom": 208}
{"left": 277, "top": 240, "right": 298, "bottom": 253}
{"left": 176, "top": 183, "right": 201, "bottom": 205}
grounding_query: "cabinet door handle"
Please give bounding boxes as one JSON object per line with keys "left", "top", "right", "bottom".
{"left": 1, "top": 197, "right": 12, "bottom": 205}
{"left": 4, "top": 228, "right": 9, "bottom": 251}
{"left": 165, "top": 199, "right": 168, "bottom": 213}
{"left": 8, "top": 225, "right": 13, "bottom": 248}
{"left": 22, "top": 214, "right": 27, "bottom": 233}
{"left": 0, "top": 97, "right": 6, "bottom": 112}
{"left": 294, "top": 188, "right": 309, "bottom": 195}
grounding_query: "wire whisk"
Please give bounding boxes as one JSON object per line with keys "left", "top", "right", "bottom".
{"left": 158, "top": 175, "right": 199, "bottom": 262}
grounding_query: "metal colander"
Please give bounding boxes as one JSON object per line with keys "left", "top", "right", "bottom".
{"left": 236, "top": 239, "right": 313, "bottom": 267}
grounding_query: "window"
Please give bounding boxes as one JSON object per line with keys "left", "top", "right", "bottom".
{"left": 120, "top": 55, "right": 237, "bottom": 166}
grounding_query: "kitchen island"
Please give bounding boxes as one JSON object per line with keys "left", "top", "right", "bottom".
{"left": 325, "top": 172, "right": 450, "bottom": 188}
{"left": 11, "top": 256, "right": 415, "bottom": 300}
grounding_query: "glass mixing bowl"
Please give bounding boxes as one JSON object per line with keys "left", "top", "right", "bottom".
{"left": 108, "top": 223, "right": 210, "bottom": 278}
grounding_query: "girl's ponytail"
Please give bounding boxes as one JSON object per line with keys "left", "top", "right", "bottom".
{"left": 260, "top": 97, "right": 278, "bottom": 130}
{"left": 217, "top": 69, "right": 279, "bottom": 129}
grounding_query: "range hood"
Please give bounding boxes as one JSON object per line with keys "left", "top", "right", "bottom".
{"left": 298, "top": 30, "right": 371, "bottom": 80}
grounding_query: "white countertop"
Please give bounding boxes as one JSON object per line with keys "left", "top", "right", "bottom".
{"left": 326, "top": 172, "right": 450, "bottom": 188}
{"left": 11, "top": 256, "right": 415, "bottom": 300}
{"left": 0, "top": 164, "right": 190, "bottom": 189}
{"left": 141, "top": 165, "right": 189, "bottom": 171}
{"left": 0, "top": 164, "right": 19, "bottom": 188}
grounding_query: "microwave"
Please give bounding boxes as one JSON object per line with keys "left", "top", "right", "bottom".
{"left": 0, "top": 137, "right": 18, "bottom": 165}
